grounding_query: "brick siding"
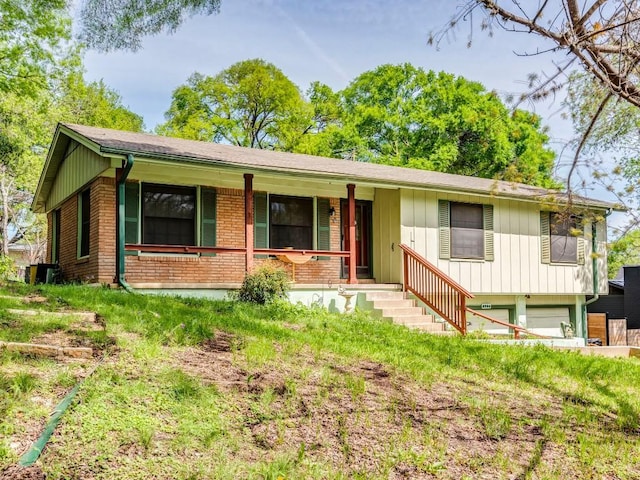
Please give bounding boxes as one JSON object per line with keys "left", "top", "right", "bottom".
{"left": 47, "top": 179, "right": 345, "bottom": 285}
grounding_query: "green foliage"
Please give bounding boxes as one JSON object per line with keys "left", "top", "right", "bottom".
{"left": 0, "top": 1, "right": 71, "bottom": 96}
{"left": 162, "top": 60, "right": 556, "bottom": 186}
{"left": 0, "top": 256, "right": 16, "bottom": 280}
{"left": 2, "top": 284, "right": 640, "bottom": 478}
{"left": 238, "top": 262, "right": 290, "bottom": 304}
{"left": 159, "top": 59, "right": 311, "bottom": 150}
{"left": 56, "top": 72, "right": 145, "bottom": 131}
{"left": 78, "top": 0, "right": 221, "bottom": 52}
{"left": 303, "top": 64, "right": 557, "bottom": 186}
{"left": 607, "top": 230, "right": 640, "bottom": 279}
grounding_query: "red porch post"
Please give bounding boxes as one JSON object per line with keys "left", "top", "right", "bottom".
{"left": 347, "top": 183, "right": 357, "bottom": 284}
{"left": 244, "top": 173, "right": 254, "bottom": 273}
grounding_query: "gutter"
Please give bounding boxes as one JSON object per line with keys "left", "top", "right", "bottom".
{"left": 116, "top": 154, "right": 134, "bottom": 292}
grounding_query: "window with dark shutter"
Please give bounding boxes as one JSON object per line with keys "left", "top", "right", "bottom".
{"left": 450, "top": 202, "right": 484, "bottom": 259}
{"left": 549, "top": 213, "right": 584, "bottom": 264}
{"left": 142, "top": 184, "right": 196, "bottom": 245}
{"left": 439, "top": 200, "right": 494, "bottom": 261}
{"left": 269, "top": 195, "right": 313, "bottom": 249}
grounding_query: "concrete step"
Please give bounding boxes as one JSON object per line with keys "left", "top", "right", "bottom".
{"left": 412, "top": 323, "right": 447, "bottom": 332}
{"left": 365, "top": 291, "right": 406, "bottom": 301}
{"left": 393, "top": 314, "right": 436, "bottom": 326}
{"left": 372, "top": 299, "right": 415, "bottom": 309}
{"left": 380, "top": 306, "right": 424, "bottom": 317}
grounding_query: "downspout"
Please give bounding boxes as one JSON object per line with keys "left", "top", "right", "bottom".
{"left": 582, "top": 209, "right": 613, "bottom": 337}
{"left": 117, "top": 154, "right": 134, "bottom": 292}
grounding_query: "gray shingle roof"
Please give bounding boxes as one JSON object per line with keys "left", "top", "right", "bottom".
{"left": 58, "top": 123, "right": 618, "bottom": 209}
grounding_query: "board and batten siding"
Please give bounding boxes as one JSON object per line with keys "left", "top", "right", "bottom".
{"left": 46, "top": 143, "right": 111, "bottom": 211}
{"left": 372, "top": 188, "right": 402, "bottom": 283}
{"left": 398, "top": 189, "right": 608, "bottom": 295}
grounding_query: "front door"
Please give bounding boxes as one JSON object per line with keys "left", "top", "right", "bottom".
{"left": 341, "top": 200, "right": 372, "bottom": 278}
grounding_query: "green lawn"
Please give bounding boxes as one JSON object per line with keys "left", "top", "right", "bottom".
{"left": 1, "top": 284, "right": 639, "bottom": 479}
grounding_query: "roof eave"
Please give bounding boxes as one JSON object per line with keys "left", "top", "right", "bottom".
{"left": 100, "top": 145, "right": 620, "bottom": 211}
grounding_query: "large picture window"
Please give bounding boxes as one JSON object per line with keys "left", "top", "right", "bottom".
{"left": 254, "top": 193, "right": 331, "bottom": 254}
{"left": 78, "top": 189, "right": 90, "bottom": 258}
{"left": 142, "top": 184, "right": 196, "bottom": 245}
{"left": 450, "top": 202, "right": 484, "bottom": 259}
{"left": 269, "top": 195, "right": 313, "bottom": 249}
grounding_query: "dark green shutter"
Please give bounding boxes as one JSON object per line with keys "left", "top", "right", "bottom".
{"left": 317, "top": 198, "right": 331, "bottom": 260}
{"left": 540, "top": 212, "right": 550, "bottom": 264}
{"left": 124, "top": 182, "right": 139, "bottom": 255}
{"left": 201, "top": 188, "right": 217, "bottom": 256}
{"left": 438, "top": 200, "right": 450, "bottom": 259}
{"left": 254, "top": 192, "right": 268, "bottom": 258}
{"left": 483, "top": 204, "right": 494, "bottom": 261}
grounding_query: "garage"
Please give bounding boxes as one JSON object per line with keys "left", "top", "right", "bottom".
{"left": 526, "top": 307, "right": 570, "bottom": 337}
{"left": 467, "top": 308, "right": 511, "bottom": 334}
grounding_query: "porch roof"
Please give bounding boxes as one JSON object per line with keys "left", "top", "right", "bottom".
{"left": 34, "top": 123, "right": 620, "bottom": 212}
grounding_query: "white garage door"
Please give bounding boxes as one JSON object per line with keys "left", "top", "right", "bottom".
{"left": 467, "top": 309, "right": 511, "bottom": 334}
{"left": 526, "top": 307, "right": 570, "bottom": 337}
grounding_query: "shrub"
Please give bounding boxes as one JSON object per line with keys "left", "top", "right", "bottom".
{"left": 238, "top": 262, "right": 290, "bottom": 304}
{"left": 0, "top": 255, "right": 16, "bottom": 281}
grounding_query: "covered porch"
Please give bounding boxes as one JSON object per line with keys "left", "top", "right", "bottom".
{"left": 119, "top": 170, "right": 371, "bottom": 286}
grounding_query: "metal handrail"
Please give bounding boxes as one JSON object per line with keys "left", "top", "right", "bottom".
{"left": 466, "top": 308, "right": 549, "bottom": 339}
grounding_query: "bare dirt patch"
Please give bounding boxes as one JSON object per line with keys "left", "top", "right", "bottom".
{"left": 171, "top": 336, "right": 569, "bottom": 478}
{"left": 0, "top": 465, "right": 46, "bottom": 480}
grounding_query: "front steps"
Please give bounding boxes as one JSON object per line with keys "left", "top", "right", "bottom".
{"left": 362, "top": 291, "right": 449, "bottom": 334}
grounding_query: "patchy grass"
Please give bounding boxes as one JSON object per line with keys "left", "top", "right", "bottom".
{"left": 1, "top": 284, "right": 639, "bottom": 479}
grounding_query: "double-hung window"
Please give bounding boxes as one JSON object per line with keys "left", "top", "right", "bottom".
{"left": 541, "top": 212, "right": 584, "bottom": 264}
{"left": 254, "top": 193, "right": 331, "bottom": 254}
{"left": 438, "top": 200, "right": 494, "bottom": 261}
{"left": 142, "top": 184, "right": 196, "bottom": 245}
{"left": 124, "top": 182, "right": 216, "bottom": 250}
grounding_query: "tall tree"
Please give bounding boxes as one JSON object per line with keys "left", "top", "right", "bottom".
{"left": 78, "top": 0, "right": 221, "bottom": 52}
{"left": 0, "top": 0, "right": 70, "bottom": 96}
{"left": 607, "top": 229, "right": 640, "bottom": 279}
{"left": 159, "top": 59, "right": 311, "bottom": 150}
{"left": 55, "top": 72, "right": 145, "bottom": 131}
{"left": 433, "top": 1, "right": 640, "bottom": 190}
{"left": 297, "top": 64, "right": 557, "bottom": 186}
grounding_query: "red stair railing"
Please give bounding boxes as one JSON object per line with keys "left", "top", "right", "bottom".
{"left": 399, "top": 244, "right": 547, "bottom": 338}
{"left": 400, "top": 244, "right": 473, "bottom": 335}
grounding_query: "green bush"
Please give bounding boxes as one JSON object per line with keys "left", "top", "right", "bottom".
{"left": 0, "top": 255, "right": 16, "bottom": 281}
{"left": 238, "top": 262, "right": 290, "bottom": 304}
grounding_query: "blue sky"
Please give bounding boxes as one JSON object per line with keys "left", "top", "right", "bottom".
{"left": 83, "top": 1, "right": 563, "bottom": 130}
{"left": 81, "top": 0, "right": 621, "bottom": 225}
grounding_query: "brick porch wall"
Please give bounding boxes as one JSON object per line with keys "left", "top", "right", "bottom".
{"left": 48, "top": 179, "right": 345, "bottom": 285}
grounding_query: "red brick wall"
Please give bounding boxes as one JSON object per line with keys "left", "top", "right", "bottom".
{"left": 46, "top": 179, "right": 345, "bottom": 286}
{"left": 49, "top": 177, "right": 115, "bottom": 283}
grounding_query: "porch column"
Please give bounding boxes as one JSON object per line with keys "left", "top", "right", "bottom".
{"left": 244, "top": 173, "right": 254, "bottom": 273}
{"left": 347, "top": 183, "right": 357, "bottom": 284}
